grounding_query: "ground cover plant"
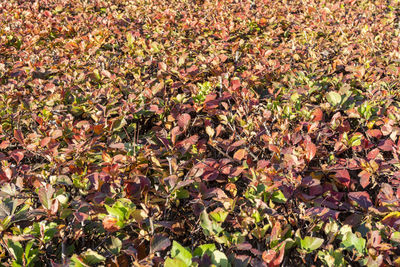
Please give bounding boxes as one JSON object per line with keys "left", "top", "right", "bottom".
{"left": 1, "top": 0, "right": 400, "bottom": 266}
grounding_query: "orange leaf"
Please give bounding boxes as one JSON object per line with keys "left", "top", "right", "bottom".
{"left": 312, "top": 108, "right": 323, "bottom": 122}
{"left": 233, "top": 149, "right": 247, "bottom": 161}
{"left": 259, "top": 18, "right": 268, "bottom": 26}
{"left": 102, "top": 216, "right": 120, "bottom": 233}
{"left": 305, "top": 141, "right": 316, "bottom": 161}
{"left": 102, "top": 151, "right": 112, "bottom": 163}
{"left": 51, "top": 129, "right": 63, "bottom": 139}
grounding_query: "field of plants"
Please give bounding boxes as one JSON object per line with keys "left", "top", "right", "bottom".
{"left": 1, "top": 0, "right": 400, "bottom": 266}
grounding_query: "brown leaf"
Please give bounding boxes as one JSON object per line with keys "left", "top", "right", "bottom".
{"left": 150, "top": 234, "right": 171, "bottom": 254}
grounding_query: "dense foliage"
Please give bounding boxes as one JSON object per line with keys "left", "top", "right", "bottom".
{"left": 1, "top": 0, "right": 400, "bottom": 266}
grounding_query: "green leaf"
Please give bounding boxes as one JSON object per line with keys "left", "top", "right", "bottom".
{"left": 193, "top": 244, "right": 216, "bottom": 257}
{"left": 209, "top": 210, "right": 229, "bottom": 223}
{"left": 175, "top": 189, "right": 189, "bottom": 199}
{"left": 391, "top": 232, "right": 400, "bottom": 243}
{"left": 341, "top": 232, "right": 365, "bottom": 254}
{"left": 300, "top": 236, "right": 324, "bottom": 252}
{"left": 105, "top": 205, "right": 125, "bottom": 221}
{"left": 271, "top": 190, "right": 287, "bottom": 203}
{"left": 126, "top": 32, "right": 134, "bottom": 47}
{"left": 171, "top": 241, "right": 192, "bottom": 266}
{"left": 82, "top": 249, "right": 106, "bottom": 265}
{"left": 318, "top": 249, "right": 346, "bottom": 267}
{"left": 164, "top": 257, "right": 188, "bottom": 267}
{"left": 109, "top": 236, "right": 122, "bottom": 254}
{"left": 24, "top": 241, "right": 33, "bottom": 258}
{"left": 326, "top": 92, "right": 342, "bottom": 106}
{"left": 349, "top": 134, "right": 362, "bottom": 147}
{"left": 93, "top": 69, "right": 101, "bottom": 81}
{"left": 200, "top": 210, "right": 213, "bottom": 236}
{"left": 211, "top": 250, "right": 229, "bottom": 267}
{"left": 7, "top": 240, "right": 23, "bottom": 264}
{"left": 112, "top": 118, "right": 127, "bottom": 132}
{"left": 71, "top": 254, "right": 89, "bottom": 267}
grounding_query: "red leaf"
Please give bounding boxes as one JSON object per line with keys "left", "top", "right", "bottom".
{"left": 262, "top": 250, "right": 276, "bottom": 263}
{"left": 231, "top": 79, "right": 241, "bottom": 90}
{"left": 14, "top": 129, "right": 24, "bottom": 145}
{"left": 272, "top": 243, "right": 286, "bottom": 267}
{"left": 202, "top": 170, "right": 219, "bottom": 181}
{"left": 109, "top": 143, "right": 125, "bottom": 150}
{"left": 305, "top": 207, "right": 340, "bottom": 221}
{"left": 231, "top": 140, "right": 246, "bottom": 148}
{"left": 268, "top": 144, "right": 280, "bottom": 154}
{"left": 74, "top": 212, "right": 89, "bottom": 223}
{"left": 233, "top": 149, "right": 247, "bottom": 161}
{"left": 219, "top": 54, "right": 228, "bottom": 62}
{"left": 348, "top": 191, "right": 373, "bottom": 209}
{"left": 186, "top": 65, "right": 199, "bottom": 76}
{"left": 10, "top": 151, "right": 24, "bottom": 164}
{"left": 379, "top": 139, "right": 394, "bottom": 151}
{"left": 367, "top": 148, "right": 380, "bottom": 161}
{"left": 381, "top": 124, "right": 392, "bottom": 136}
{"left": 358, "top": 170, "right": 371, "bottom": 188}
{"left": 177, "top": 113, "right": 191, "bottom": 129}
{"left": 176, "top": 135, "right": 198, "bottom": 151}
{"left": 305, "top": 141, "right": 316, "bottom": 161}
{"left": 2, "top": 167, "right": 12, "bottom": 180}
{"left": 40, "top": 137, "right": 51, "bottom": 147}
{"left": 334, "top": 169, "right": 350, "bottom": 188}
{"left": 170, "top": 126, "right": 181, "bottom": 145}
{"left": 368, "top": 231, "right": 381, "bottom": 248}
{"left": 366, "top": 129, "right": 382, "bottom": 139}
{"left": 0, "top": 140, "right": 10, "bottom": 149}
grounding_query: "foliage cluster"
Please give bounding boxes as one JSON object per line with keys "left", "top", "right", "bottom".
{"left": 1, "top": 0, "right": 400, "bottom": 266}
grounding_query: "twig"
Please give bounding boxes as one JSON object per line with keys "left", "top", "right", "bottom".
{"left": 208, "top": 141, "right": 240, "bottom": 164}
